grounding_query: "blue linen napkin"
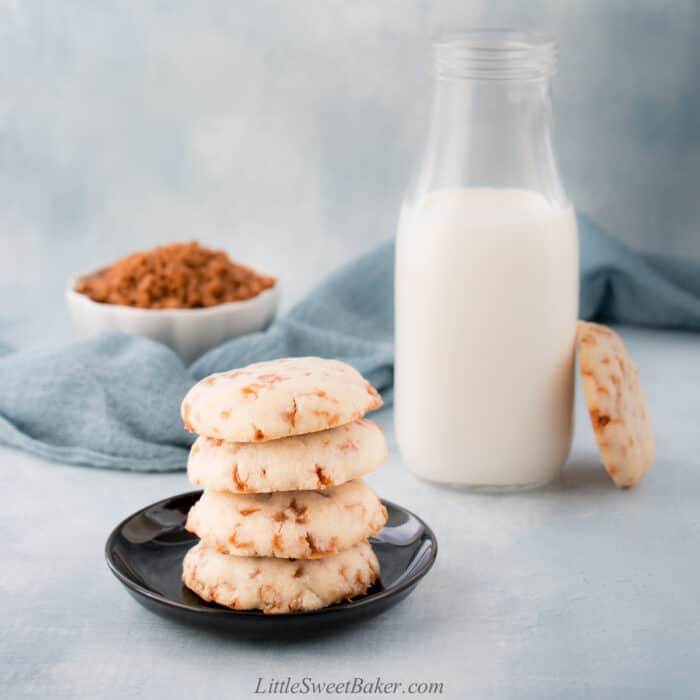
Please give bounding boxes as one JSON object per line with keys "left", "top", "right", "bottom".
{"left": 1, "top": 215, "right": 699, "bottom": 471}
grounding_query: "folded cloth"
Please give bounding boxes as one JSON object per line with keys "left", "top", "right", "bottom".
{"left": 1, "top": 215, "right": 699, "bottom": 471}
{"left": 579, "top": 216, "right": 700, "bottom": 327}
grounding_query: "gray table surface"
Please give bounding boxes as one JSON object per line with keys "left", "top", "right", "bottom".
{"left": 2, "top": 326, "right": 699, "bottom": 699}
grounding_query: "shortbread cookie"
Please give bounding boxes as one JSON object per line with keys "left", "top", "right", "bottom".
{"left": 186, "top": 479, "right": 387, "bottom": 559}
{"left": 576, "top": 321, "right": 654, "bottom": 488}
{"left": 181, "top": 357, "right": 383, "bottom": 442}
{"left": 188, "top": 419, "right": 387, "bottom": 493}
{"left": 182, "top": 540, "right": 380, "bottom": 614}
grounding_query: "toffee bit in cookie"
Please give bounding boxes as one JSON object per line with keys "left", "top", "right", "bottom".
{"left": 75, "top": 241, "right": 275, "bottom": 309}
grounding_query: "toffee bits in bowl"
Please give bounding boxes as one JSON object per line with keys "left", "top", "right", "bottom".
{"left": 67, "top": 242, "right": 279, "bottom": 363}
{"left": 74, "top": 241, "right": 275, "bottom": 309}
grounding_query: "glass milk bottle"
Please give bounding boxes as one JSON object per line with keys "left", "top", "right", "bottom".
{"left": 395, "top": 32, "right": 579, "bottom": 490}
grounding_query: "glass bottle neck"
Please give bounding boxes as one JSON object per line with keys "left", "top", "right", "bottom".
{"left": 411, "top": 76, "right": 568, "bottom": 206}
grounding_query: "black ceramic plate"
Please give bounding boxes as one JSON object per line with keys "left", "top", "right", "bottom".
{"left": 105, "top": 490, "right": 437, "bottom": 637}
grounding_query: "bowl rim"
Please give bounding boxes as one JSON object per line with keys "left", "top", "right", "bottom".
{"left": 66, "top": 276, "right": 279, "bottom": 317}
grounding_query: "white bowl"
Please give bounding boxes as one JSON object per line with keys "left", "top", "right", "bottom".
{"left": 66, "top": 278, "right": 279, "bottom": 364}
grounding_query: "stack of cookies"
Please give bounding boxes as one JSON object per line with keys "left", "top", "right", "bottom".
{"left": 179, "top": 357, "right": 388, "bottom": 614}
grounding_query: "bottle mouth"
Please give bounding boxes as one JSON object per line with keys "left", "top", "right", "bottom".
{"left": 433, "top": 30, "right": 558, "bottom": 81}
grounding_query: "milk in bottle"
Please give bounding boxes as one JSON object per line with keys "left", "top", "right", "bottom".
{"left": 394, "top": 32, "right": 579, "bottom": 489}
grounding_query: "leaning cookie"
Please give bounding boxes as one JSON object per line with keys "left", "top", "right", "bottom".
{"left": 188, "top": 419, "right": 387, "bottom": 493}
{"left": 182, "top": 540, "right": 380, "bottom": 614}
{"left": 576, "top": 321, "right": 655, "bottom": 488}
{"left": 181, "top": 357, "right": 383, "bottom": 442}
{"left": 186, "top": 479, "right": 387, "bottom": 559}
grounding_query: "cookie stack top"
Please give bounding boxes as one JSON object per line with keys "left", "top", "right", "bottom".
{"left": 182, "top": 356, "right": 383, "bottom": 442}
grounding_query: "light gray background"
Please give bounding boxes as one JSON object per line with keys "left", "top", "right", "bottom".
{"left": 2, "top": 1, "right": 699, "bottom": 332}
